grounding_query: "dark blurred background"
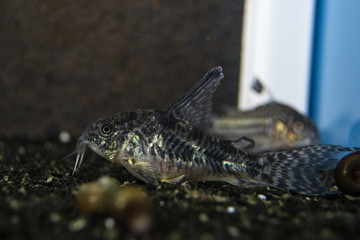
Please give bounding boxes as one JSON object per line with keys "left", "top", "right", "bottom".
{"left": 0, "top": 0, "right": 244, "bottom": 139}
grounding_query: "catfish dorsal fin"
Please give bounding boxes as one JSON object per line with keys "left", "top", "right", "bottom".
{"left": 167, "top": 66, "right": 224, "bottom": 128}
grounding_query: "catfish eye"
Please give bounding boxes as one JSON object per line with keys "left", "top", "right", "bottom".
{"left": 293, "top": 121, "right": 304, "bottom": 134}
{"left": 101, "top": 123, "right": 113, "bottom": 135}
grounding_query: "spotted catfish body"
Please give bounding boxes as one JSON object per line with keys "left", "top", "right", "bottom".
{"left": 72, "top": 66, "right": 360, "bottom": 195}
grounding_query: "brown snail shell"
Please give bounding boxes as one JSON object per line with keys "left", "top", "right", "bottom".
{"left": 76, "top": 176, "right": 154, "bottom": 236}
{"left": 76, "top": 176, "right": 119, "bottom": 212}
{"left": 335, "top": 151, "right": 360, "bottom": 196}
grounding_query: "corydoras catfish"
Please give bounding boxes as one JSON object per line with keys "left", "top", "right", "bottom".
{"left": 70, "top": 66, "right": 360, "bottom": 196}
{"left": 211, "top": 78, "right": 320, "bottom": 154}
{"left": 211, "top": 101, "right": 321, "bottom": 154}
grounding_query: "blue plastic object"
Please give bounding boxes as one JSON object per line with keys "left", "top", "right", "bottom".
{"left": 310, "top": 0, "right": 360, "bottom": 146}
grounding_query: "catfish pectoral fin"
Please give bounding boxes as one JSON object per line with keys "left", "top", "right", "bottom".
{"left": 160, "top": 175, "right": 185, "bottom": 183}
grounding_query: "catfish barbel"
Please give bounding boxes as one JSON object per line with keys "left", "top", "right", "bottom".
{"left": 70, "top": 66, "right": 359, "bottom": 195}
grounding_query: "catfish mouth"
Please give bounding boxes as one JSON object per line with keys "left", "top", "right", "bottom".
{"left": 72, "top": 136, "right": 88, "bottom": 175}
{"left": 72, "top": 136, "right": 114, "bottom": 175}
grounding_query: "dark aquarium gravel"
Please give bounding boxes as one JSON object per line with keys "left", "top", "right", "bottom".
{"left": 1, "top": 138, "right": 360, "bottom": 240}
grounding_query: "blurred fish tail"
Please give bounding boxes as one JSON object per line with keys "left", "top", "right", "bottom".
{"left": 255, "top": 145, "right": 360, "bottom": 195}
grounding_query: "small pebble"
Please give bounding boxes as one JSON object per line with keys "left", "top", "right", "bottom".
{"left": 46, "top": 176, "right": 54, "bottom": 183}
{"left": 69, "top": 217, "right": 87, "bottom": 232}
{"left": 129, "top": 213, "right": 152, "bottom": 235}
{"left": 9, "top": 199, "right": 21, "bottom": 210}
{"left": 49, "top": 213, "right": 61, "bottom": 223}
{"left": 18, "top": 186, "right": 27, "bottom": 195}
{"left": 257, "top": 194, "right": 267, "bottom": 200}
{"left": 104, "top": 217, "right": 115, "bottom": 230}
{"left": 198, "top": 213, "right": 209, "bottom": 223}
{"left": 59, "top": 131, "right": 71, "bottom": 143}
{"left": 227, "top": 206, "right": 236, "bottom": 214}
{"left": 245, "top": 195, "right": 258, "bottom": 205}
{"left": 281, "top": 193, "right": 292, "bottom": 200}
{"left": 227, "top": 226, "right": 240, "bottom": 238}
{"left": 18, "top": 146, "right": 26, "bottom": 155}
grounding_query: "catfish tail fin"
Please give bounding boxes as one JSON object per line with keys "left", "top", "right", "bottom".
{"left": 255, "top": 145, "right": 360, "bottom": 195}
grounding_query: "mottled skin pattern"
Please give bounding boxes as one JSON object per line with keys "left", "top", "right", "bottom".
{"left": 72, "top": 66, "right": 360, "bottom": 196}
{"left": 81, "top": 110, "right": 263, "bottom": 186}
